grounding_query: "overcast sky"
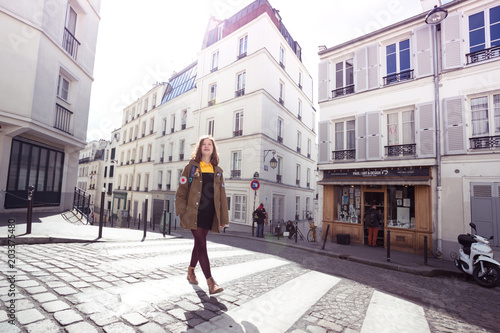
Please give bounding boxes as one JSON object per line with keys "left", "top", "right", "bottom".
{"left": 87, "top": 0, "right": 435, "bottom": 141}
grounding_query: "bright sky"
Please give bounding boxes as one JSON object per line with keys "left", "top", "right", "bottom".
{"left": 87, "top": 0, "right": 432, "bottom": 141}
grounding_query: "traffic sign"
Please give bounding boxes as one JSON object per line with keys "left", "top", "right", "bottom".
{"left": 250, "top": 180, "right": 260, "bottom": 190}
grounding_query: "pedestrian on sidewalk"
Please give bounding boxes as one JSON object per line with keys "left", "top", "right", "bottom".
{"left": 175, "top": 136, "right": 229, "bottom": 295}
{"left": 366, "top": 203, "right": 382, "bottom": 247}
{"left": 255, "top": 203, "right": 266, "bottom": 237}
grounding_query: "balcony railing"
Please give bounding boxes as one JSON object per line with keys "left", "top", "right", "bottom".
{"left": 208, "top": 99, "right": 216, "bottom": 106}
{"left": 467, "top": 45, "right": 500, "bottom": 64}
{"left": 385, "top": 144, "right": 416, "bottom": 157}
{"left": 296, "top": 179, "right": 300, "bottom": 186}
{"left": 383, "top": 70, "right": 414, "bottom": 86}
{"left": 279, "top": 98, "right": 284, "bottom": 105}
{"left": 54, "top": 104, "right": 73, "bottom": 134}
{"left": 166, "top": 184, "right": 171, "bottom": 191}
{"left": 158, "top": 184, "right": 162, "bottom": 190}
{"left": 276, "top": 174, "right": 282, "bottom": 183}
{"left": 470, "top": 135, "right": 500, "bottom": 149}
{"left": 235, "top": 89, "right": 245, "bottom": 97}
{"left": 332, "top": 149, "right": 355, "bottom": 161}
{"left": 233, "top": 130, "right": 243, "bottom": 137}
{"left": 62, "top": 28, "right": 80, "bottom": 60}
{"left": 277, "top": 136, "right": 283, "bottom": 143}
{"left": 231, "top": 170, "right": 241, "bottom": 179}
{"left": 332, "top": 85, "right": 355, "bottom": 98}
{"left": 179, "top": 154, "right": 184, "bottom": 161}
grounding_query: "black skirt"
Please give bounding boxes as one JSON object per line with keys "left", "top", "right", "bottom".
{"left": 197, "top": 173, "right": 215, "bottom": 230}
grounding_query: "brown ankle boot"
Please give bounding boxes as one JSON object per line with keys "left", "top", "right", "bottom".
{"left": 207, "top": 277, "right": 223, "bottom": 295}
{"left": 187, "top": 266, "right": 198, "bottom": 285}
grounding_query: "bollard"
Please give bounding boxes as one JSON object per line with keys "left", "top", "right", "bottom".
{"left": 322, "top": 224, "right": 330, "bottom": 250}
{"left": 168, "top": 212, "right": 172, "bottom": 235}
{"left": 276, "top": 221, "right": 280, "bottom": 240}
{"left": 295, "top": 222, "right": 298, "bottom": 243}
{"left": 26, "top": 185, "right": 34, "bottom": 234}
{"left": 143, "top": 197, "right": 148, "bottom": 239}
{"left": 98, "top": 188, "right": 105, "bottom": 239}
{"left": 138, "top": 214, "right": 141, "bottom": 230}
{"left": 424, "top": 235, "right": 428, "bottom": 265}
{"left": 163, "top": 210, "right": 167, "bottom": 237}
{"left": 387, "top": 229, "right": 391, "bottom": 262}
{"left": 152, "top": 214, "right": 155, "bottom": 231}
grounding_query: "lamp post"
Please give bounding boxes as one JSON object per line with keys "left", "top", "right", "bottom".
{"left": 425, "top": 5, "right": 447, "bottom": 258}
{"left": 98, "top": 187, "right": 105, "bottom": 239}
{"left": 263, "top": 149, "right": 278, "bottom": 169}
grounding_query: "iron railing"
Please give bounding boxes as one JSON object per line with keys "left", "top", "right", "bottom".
{"left": 469, "top": 135, "right": 500, "bottom": 149}
{"left": 385, "top": 144, "right": 416, "bottom": 157}
{"left": 62, "top": 28, "right": 80, "bottom": 60}
{"left": 332, "top": 85, "right": 355, "bottom": 98}
{"left": 466, "top": 45, "right": 500, "bottom": 64}
{"left": 383, "top": 70, "right": 414, "bottom": 85}
{"left": 332, "top": 149, "right": 355, "bottom": 161}
{"left": 55, "top": 104, "right": 73, "bottom": 134}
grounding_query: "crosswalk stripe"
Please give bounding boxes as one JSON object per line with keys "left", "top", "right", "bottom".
{"left": 361, "top": 291, "right": 430, "bottom": 333}
{"left": 190, "top": 271, "right": 341, "bottom": 333}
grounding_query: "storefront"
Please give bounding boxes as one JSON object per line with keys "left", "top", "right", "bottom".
{"left": 319, "top": 167, "right": 433, "bottom": 254}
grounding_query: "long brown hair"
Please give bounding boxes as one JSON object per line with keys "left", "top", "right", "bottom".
{"left": 191, "top": 136, "right": 219, "bottom": 166}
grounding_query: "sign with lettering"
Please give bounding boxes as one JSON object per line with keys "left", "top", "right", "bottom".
{"left": 323, "top": 167, "right": 430, "bottom": 179}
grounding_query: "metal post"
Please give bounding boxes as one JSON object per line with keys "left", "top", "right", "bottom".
{"left": 276, "top": 221, "right": 280, "bottom": 240}
{"left": 163, "top": 209, "right": 167, "bottom": 237}
{"left": 387, "top": 229, "right": 391, "bottom": 262}
{"left": 322, "top": 224, "right": 330, "bottom": 250}
{"left": 152, "top": 214, "right": 155, "bottom": 231}
{"left": 98, "top": 188, "right": 105, "bottom": 239}
{"left": 143, "top": 197, "right": 148, "bottom": 238}
{"left": 168, "top": 212, "right": 172, "bottom": 235}
{"left": 26, "top": 185, "right": 34, "bottom": 234}
{"left": 127, "top": 209, "right": 130, "bottom": 228}
{"left": 295, "top": 222, "right": 298, "bottom": 243}
{"left": 424, "top": 236, "right": 428, "bottom": 265}
{"left": 138, "top": 213, "right": 141, "bottom": 230}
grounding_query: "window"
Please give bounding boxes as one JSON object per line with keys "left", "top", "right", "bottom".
{"left": 231, "top": 151, "right": 242, "bottom": 178}
{"left": 179, "top": 140, "right": 184, "bottom": 160}
{"left": 158, "top": 171, "right": 163, "bottom": 189}
{"left": 162, "top": 118, "right": 167, "bottom": 135}
{"left": 152, "top": 94, "right": 157, "bottom": 108}
{"left": 298, "top": 99, "right": 302, "bottom": 120}
{"left": 110, "top": 148, "right": 116, "bottom": 160}
{"left": 147, "top": 144, "right": 152, "bottom": 161}
{"left": 276, "top": 156, "right": 283, "bottom": 183}
{"left": 171, "top": 115, "right": 176, "bottom": 132}
{"left": 217, "top": 24, "right": 224, "bottom": 41}
{"left": 387, "top": 111, "right": 415, "bottom": 145}
{"left": 297, "top": 131, "right": 302, "bottom": 153}
{"left": 108, "top": 183, "right": 112, "bottom": 195}
{"left": 279, "top": 46, "right": 285, "bottom": 67}
{"left": 236, "top": 72, "right": 246, "bottom": 96}
{"left": 62, "top": 5, "right": 78, "bottom": 58}
{"left": 469, "top": 5, "right": 500, "bottom": 53}
{"left": 181, "top": 110, "right": 186, "bottom": 130}
{"left": 298, "top": 71, "right": 303, "bottom": 88}
{"left": 387, "top": 185, "right": 415, "bottom": 229}
{"left": 306, "top": 169, "right": 311, "bottom": 188}
{"left": 150, "top": 118, "right": 154, "bottom": 133}
{"left": 307, "top": 139, "right": 312, "bottom": 158}
{"left": 279, "top": 81, "right": 285, "bottom": 104}
{"left": 144, "top": 174, "right": 149, "bottom": 191}
{"left": 212, "top": 51, "right": 219, "bottom": 71}
{"left": 334, "top": 120, "right": 355, "bottom": 161}
{"left": 296, "top": 164, "right": 301, "bottom": 186}
{"left": 471, "top": 94, "right": 500, "bottom": 137}
{"left": 277, "top": 117, "right": 284, "bottom": 143}
{"left": 139, "top": 147, "right": 144, "bottom": 162}
{"left": 385, "top": 39, "right": 411, "bottom": 84}
{"left": 238, "top": 35, "right": 248, "bottom": 57}
{"left": 234, "top": 111, "right": 243, "bottom": 136}
{"left": 334, "top": 59, "right": 354, "bottom": 97}
{"left": 295, "top": 196, "right": 300, "bottom": 220}
{"left": 142, "top": 122, "right": 146, "bottom": 137}
{"left": 109, "top": 166, "right": 114, "bottom": 178}
{"left": 233, "top": 194, "right": 246, "bottom": 221}
{"left": 143, "top": 99, "right": 148, "bottom": 112}
{"left": 209, "top": 83, "right": 217, "bottom": 105}
{"left": 136, "top": 174, "right": 141, "bottom": 191}
{"left": 167, "top": 171, "right": 172, "bottom": 188}
{"left": 118, "top": 175, "right": 122, "bottom": 189}
{"left": 207, "top": 118, "right": 215, "bottom": 136}
{"left": 57, "top": 74, "right": 70, "bottom": 101}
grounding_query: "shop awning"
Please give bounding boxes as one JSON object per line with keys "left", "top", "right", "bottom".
{"left": 317, "top": 179, "right": 431, "bottom": 186}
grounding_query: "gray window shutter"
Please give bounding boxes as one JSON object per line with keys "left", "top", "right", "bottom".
{"left": 366, "top": 111, "right": 382, "bottom": 160}
{"left": 413, "top": 25, "right": 433, "bottom": 78}
{"left": 367, "top": 44, "right": 380, "bottom": 90}
{"left": 355, "top": 114, "right": 366, "bottom": 161}
{"left": 443, "top": 96, "right": 466, "bottom": 155}
{"left": 416, "top": 102, "right": 436, "bottom": 158}
{"left": 355, "top": 46, "right": 368, "bottom": 93}
{"left": 318, "top": 61, "right": 329, "bottom": 102}
{"left": 318, "top": 120, "right": 330, "bottom": 163}
{"left": 442, "top": 13, "right": 463, "bottom": 70}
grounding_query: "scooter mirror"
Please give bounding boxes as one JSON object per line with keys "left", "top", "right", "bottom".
{"left": 469, "top": 222, "right": 477, "bottom": 231}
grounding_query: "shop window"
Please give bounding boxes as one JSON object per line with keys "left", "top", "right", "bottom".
{"left": 335, "top": 185, "right": 361, "bottom": 223}
{"left": 387, "top": 186, "right": 415, "bottom": 229}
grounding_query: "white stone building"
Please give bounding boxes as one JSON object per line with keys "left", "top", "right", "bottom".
{"left": 317, "top": 0, "right": 500, "bottom": 258}
{"left": 0, "top": 0, "right": 101, "bottom": 212}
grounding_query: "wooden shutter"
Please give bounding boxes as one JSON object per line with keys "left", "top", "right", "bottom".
{"left": 442, "top": 13, "right": 463, "bottom": 70}
{"left": 366, "top": 111, "right": 382, "bottom": 160}
{"left": 416, "top": 102, "right": 436, "bottom": 158}
{"left": 355, "top": 46, "right": 368, "bottom": 93}
{"left": 355, "top": 114, "right": 366, "bottom": 161}
{"left": 318, "top": 61, "right": 330, "bottom": 102}
{"left": 367, "top": 44, "right": 380, "bottom": 90}
{"left": 318, "top": 120, "right": 331, "bottom": 163}
{"left": 413, "top": 25, "right": 433, "bottom": 78}
{"left": 443, "top": 96, "right": 466, "bottom": 154}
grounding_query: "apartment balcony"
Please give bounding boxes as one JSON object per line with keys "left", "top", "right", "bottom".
{"left": 277, "top": 136, "right": 283, "bottom": 143}
{"left": 79, "top": 157, "right": 90, "bottom": 164}
{"left": 166, "top": 184, "right": 171, "bottom": 191}
{"left": 54, "top": 104, "right": 73, "bottom": 134}
{"left": 383, "top": 70, "right": 414, "bottom": 86}
{"left": 208, "top": 99, "right": 216, "bottom": 107}
{"left": 332, "top": 149, "right": 355, "bottom": 161}
{"left": 332, "top": 85, "right": 355, "bottom": 98}
{"left": 179, "top": 154, "right": 184, "bottom": 161}
{"left": 385, "top": 144, "right": 416, "bottom": 157}
{"left": 470, "top": 135, "right": 500, "bottom": 149}
{"left": 233, "top": 130, "right": 243, "bottom": 137}
{"left": 158, "top": 184, "right": 162, "bottom": 190}
{"left": 276, "top": 174, "right": 282, "bottom": 183}
{"left": 467, "top": 45, "right": 500, "bottom": 64}
{"left": 62, "top": 27, "right": 80, "bottom": 60}
{"left": 235, "top": 89, "right": 245, "bottom": 97}
{"left": 231, "top": 170, "right": 241, "bottom": 179}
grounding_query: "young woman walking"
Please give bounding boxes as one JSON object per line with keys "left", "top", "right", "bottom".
{"left": 175, "top": 136, "right": 229, "bottom": 294}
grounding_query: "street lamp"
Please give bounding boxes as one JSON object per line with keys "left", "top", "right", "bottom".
{"left": 425, "top": 4, "right": 447, "bottom": 258}
{"left": 263, "top": 149, "right": 278, "bottom": 169}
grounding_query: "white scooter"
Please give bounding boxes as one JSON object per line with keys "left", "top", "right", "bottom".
{"left": 454, "top": 222, "right": 500, "bottom": 288}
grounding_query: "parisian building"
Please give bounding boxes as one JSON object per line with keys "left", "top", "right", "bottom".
{"left": 111, "top": 0, "right": 317, "bottom": 232}
{"left": 317, "top": 0, "right": 500, "bottom": 259}
{"left": 0, "top": 1, "right": 101, "bottom": 213}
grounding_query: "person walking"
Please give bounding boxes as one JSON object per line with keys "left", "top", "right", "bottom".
{"left": 366, "top": 203, "right": 382, "bottom": 247}
{"left": 175, "top": 136, "right": 229, "bottom": 295}
{"left": 255, "top": 203, "right": 266, "bottom": 237}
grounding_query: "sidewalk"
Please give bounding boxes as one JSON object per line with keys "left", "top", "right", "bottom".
{"left": 0, "top": 211, "right": 467, "bottom": 278}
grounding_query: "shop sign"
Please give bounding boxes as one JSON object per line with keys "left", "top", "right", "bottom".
{"left": 323, "top": 167, "right": 430, "bottom": 179}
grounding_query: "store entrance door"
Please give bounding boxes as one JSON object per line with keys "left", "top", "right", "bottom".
{"left": 363, "top": 191, "right": 385, "bottom": 247}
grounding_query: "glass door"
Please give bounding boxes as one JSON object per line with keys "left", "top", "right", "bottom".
{"left": 363, "top": 190, "right": 385, "bottom": 246}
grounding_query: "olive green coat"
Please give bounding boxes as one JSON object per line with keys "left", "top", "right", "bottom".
{"left": 175, "top": 160, "right": 229, "bottom": 233}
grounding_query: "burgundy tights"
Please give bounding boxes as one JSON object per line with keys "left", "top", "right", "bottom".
{"left": 189, "top": 227, "right": 212, "bottom": 279}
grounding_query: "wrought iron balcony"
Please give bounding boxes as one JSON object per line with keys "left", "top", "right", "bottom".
{"left": 467, "top": 45, "right": 500, "bottom": 64}
{"left": 233, "top": 130, "right": 243, "bottom": 137}
{"left": 385, "top": 144, "right": 416, "bottom": 157}
{"left": 54, "top": 104, "right": 73, "bottom": 134}
{"left": 276, "top": 174, "right": 282, "bottom": 183}
{"left": 332, "top": 85, "right": 355, "bottom": 98}
{"left": 235, "top": 89, "right": 245, "bottom": 97}
{"left": 470, "top": 135, "right": 500, "bottom": 149}
{"left": 62, "top": 28, "right": 80, "bottom": 60}
{"left": 383, "top": 70, "right": 414, "bottom": 86}
{"left": 231, "top": 170, "right": 241, "bottom": 179}
{"left": 332, "top": 149, "right": 355, "bottom": 161}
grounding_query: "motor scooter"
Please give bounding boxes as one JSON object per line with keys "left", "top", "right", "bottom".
{"left": 454, "top": 222, "right": 500, "bottom": 288}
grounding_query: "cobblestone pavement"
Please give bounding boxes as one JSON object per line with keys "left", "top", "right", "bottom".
{"left": 1, "top": 233, "right": 499, "bottom": 333}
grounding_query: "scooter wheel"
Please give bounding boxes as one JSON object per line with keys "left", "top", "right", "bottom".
{"left": 473, "top": 263, "right": 500, "bottom": 288}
